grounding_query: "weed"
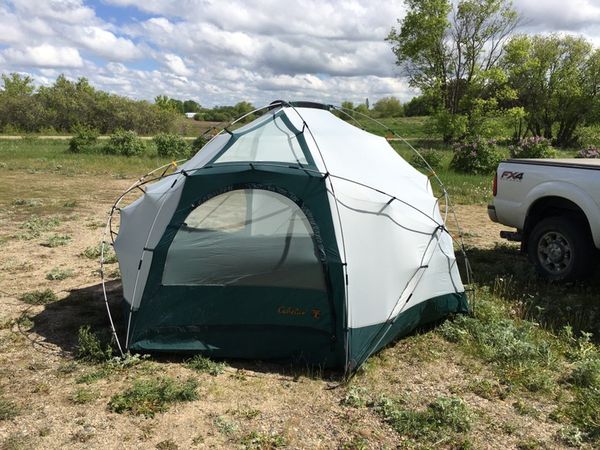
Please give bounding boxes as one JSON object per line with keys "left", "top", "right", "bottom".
{"left": 186, "top": 354, "right": 226, "bottom": 376}
{"left": 1, "top": 432, "right": 32, "bottom": 450}
{"left": 214, "top": 415, "right": 238, "bottom": 436}
{"left": 340, "top": 386, "right": 369, "bottom": 408}
{"left": 230, "top": 406, "right": 260, "bottom": 420}
{"left": 19, "top": 289, "right": 58, "bottom": 305}
{"left": 0, "top": 397, "right": 18, "bottom": 420}
{"left": 569, "top": 358, "right": 600, "bottom": 389}
{"left": 45, "top": 267, "right": 74, "bottom": 280}
{"left": 63, "top": 200, "right": 78, "bottom": 208}
{"left": 240, "top": 431, "right": 286, "bottom": 449}
{"left": 19, "top": 215, "right": 60, "bottom": 239}
{"left": 81, "top": 243, "right": 117, "bottom": 263}
{"left": 12, "top": 198, "right": 42, "bottom": 207}
{"left": 71, "top": 387, "right": 100, "bottom": 404}
{"left": 439, "top": 294, "right": 558, "bottom": 392}
{"left": 512, "top": 399, "right": 539, "bottom": 417}
{"left": 108, "top": 376, "right": 198, "bottom": 417}
{"left": 42, "top": 234, "right": 71, "bottom": 247}
{"left": 340, "top": 435, "right": 369, "bottom": 450}
{"left": 15, "top": 315, "right": 33, "bottom": 329}
{"left": 557, "top": 425, "right": 586, "bottom": 447}
{"left": 563, "top": 387, "right": 600, "bottom": 442}
{"left": 156, "top": 440, "right": 178, "bottom": 450}
{"left": 76, "top": 366, "right": 113, "bottom": 384}
{"left": 468, "top": 379, "right": 509, "bottom": 400}
{"left": 375, "top": 395, "right": 471, "bottom": 439}
{"left": 516, "top": 437, "right": 543, "bottom": 450}
{"left": 56, "top": 361, "right": 78, "bottom": 375}
{"left": 75, "top": 326, "right": 113, "bottom": 363}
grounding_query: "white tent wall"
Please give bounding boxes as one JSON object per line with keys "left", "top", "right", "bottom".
{"left": 331, "top": 178, "right": 463, "bottom": 329}
{"left": 114, "top": 133, "right": 232, "bottom": 310}
{"left": 114, "top": 179, "right": 185, "bottom": 309}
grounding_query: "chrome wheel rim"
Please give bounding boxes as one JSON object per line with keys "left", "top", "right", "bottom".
{"left": 537, "top": 231, "right": 572, "bottom": 275}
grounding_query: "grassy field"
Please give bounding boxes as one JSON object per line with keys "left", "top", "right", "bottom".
{"left": 0, "top": 137, "right": 599, "bottom": 449}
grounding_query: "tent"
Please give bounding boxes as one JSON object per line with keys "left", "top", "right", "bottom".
{"left": 110, "top": 101, "right": 468, "bottom": 371}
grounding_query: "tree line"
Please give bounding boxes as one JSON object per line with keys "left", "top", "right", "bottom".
{"left": 387, "top": 0, "right": 600, "bottom": 147}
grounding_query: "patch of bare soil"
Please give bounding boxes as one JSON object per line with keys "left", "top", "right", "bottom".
{"left": 0, "top": 171, "right": 561, "bottom": 449}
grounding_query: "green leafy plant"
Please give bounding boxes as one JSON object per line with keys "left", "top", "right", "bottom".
{"left": 43, "top": 234, "right": 71, "bottom": 247}
{"left": 70, "top": 387, "right": 100, "bottom": 404}
{"left": 108, "top": 377, "right": 198, "bottom": 417}
{"left": 186, "top": 354, "right": 226, "bottom": 376}
{"left": 46, "top": 267, "right": 74, "bottom": 280}
{"left": 103, "top": 129, "right": 146, "bottom": 157}
{"left": 241, "top": 431, "right": 287, "bottom": 449}
{"left": 75, "top": 325, "right": 113, "bottom": 363}
{"left": 81, "top": 244, "right": 117, "bottom": 263}
{"left": 20, "top": 289, "right": 58, "bottom": 305}
{"left": 375, "top": 395, "right": 471, "bottom": 439}
{"left": 153, "top": 133, "right": 190, "bottom": 158}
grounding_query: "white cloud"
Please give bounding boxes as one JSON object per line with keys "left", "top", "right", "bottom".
{"left": 2, "top": 44, "right": 84, "bottom": 68}
{"left": 75, "top": 26, "right": 142, "bottom": 61}
{"left": 10, "top": 0, "right": 95, "bottom": 24}
{"left": 163, "top": 54, "right": 192, "bottom": 76}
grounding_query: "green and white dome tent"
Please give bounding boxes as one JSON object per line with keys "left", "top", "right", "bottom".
{"left": 102, "top": 100, "right": 470, "bottom": 372}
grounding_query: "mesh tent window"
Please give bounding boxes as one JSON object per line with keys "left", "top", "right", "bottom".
{"left": 162, "top": 189, "right": 327, "bottom": 291}
{"left": 210, "top": 111, "right": 316, "bottom": 167}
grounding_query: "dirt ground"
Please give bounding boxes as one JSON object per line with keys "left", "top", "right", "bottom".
{"left": 0, "top": 171, "right": 557, "bottom": 450}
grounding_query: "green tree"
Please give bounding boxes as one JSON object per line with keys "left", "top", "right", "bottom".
{"left": 373, "top": 97, "right": 404, "bottom": 117}
{"left": 183, "top": 99, "right": 201, "bottom": 113}
{"left": 1, "top": 73, "right": 35, "bottom": 96}
{"left": 387, "top": 0, "right": 519, "bottom": 140}
{"left": 503, "top": 35, "right": 600, "bottom": 146}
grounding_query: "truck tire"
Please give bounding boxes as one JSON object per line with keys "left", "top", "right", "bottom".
{"left": 527, "top": 216, "right": 596, "bottom": 281}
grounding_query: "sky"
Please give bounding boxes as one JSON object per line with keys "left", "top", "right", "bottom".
{"left": 1, "top": 0, "right": 600, "bottom": 107}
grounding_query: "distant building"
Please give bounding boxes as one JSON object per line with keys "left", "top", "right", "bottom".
{"left": 184, "top": 112, "right": 197, "bottom": 119}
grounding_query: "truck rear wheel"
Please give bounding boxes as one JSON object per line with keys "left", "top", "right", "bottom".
{"left": 527, "top": 216, "right": 596, "bottom": 281}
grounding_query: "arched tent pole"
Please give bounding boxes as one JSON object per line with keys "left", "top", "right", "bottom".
{"left": 101, "top": 102, "right": 289, "bottom": 356}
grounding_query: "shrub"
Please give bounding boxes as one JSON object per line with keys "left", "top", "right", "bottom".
{"left": 20, "top": 289, "right": 58, "bottom": 305}
{"left": 108, "top": 376, "right": 198, "bottom": 417}
{"left": 576, "top": 146, "right": 600, "bottom": 159}
{"left": 76, "top": 325, "right": 113, "bottom": 363}
{"left": 68, "top": 124, "right": 99, "bottom": 153}
{"left": 153, "top": 133, "right": 190, "bottom": 158}
{"left": 103, "top": 129, "right": 146, "bottom": 157}
{"left": 450, "top": 139, "right": 502, "bottom": 174}
{"left": 509, "top": 136, "right": 556, "bottom": 159}
{"left": 411, "top": 149, "right": 443, "bottom": 171}
{"left": 191, "top": 135, "right": 207, "bottom": 154}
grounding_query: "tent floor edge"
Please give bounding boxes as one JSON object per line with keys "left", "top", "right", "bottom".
{"left": 348, "top": 292, "right": 469, "bottom": 370}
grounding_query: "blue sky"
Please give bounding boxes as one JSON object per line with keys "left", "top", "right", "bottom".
{"left": 1, "top": 0, "right": 600, "bottom": 107}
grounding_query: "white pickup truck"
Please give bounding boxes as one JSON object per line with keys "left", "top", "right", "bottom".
{"left": 488, "top": 159, "right": 600, "bottom": 281}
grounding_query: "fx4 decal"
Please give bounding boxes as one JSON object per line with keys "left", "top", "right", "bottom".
{"left": 501, "top": 171, "right": 524, "bottom": 181}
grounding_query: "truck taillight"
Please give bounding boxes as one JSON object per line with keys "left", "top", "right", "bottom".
{"left": 492, "top": 172, "right": 498, "bottom": 197}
